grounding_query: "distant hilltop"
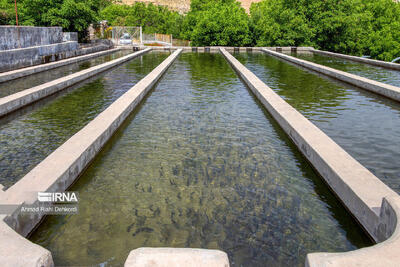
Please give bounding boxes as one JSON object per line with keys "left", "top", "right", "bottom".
{"left": 121, "top": 0, "right": 262, "bottom": 13}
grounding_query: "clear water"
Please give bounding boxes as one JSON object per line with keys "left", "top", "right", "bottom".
{"left": 234, "top": 52, "right": 400, "bottom": 193}
{"left": 293, "top": 52, "right": 400, "bottom": 87}
{"left": 0, "top": 50, "right": 133, "bottom": 98}
{"left": 31, "top": 53, "right": 371, "bottom": 267}
{"left": 0, "top": 51, "right": 170, "bottom": 188}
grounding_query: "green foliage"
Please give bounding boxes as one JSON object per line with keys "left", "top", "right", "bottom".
{"left": 100, "top": 3, "right": 184, "bottom": 39}
{"left": 184, "top": 0, "right": 252, "bottom": 46}
{"left": 0, "top": 0, "right": 14, "bottom": 25}
{"left": 250, "top": 0, "right": 400, "bottom": 61}
{"left": 0, "top": 0, "right": 114, "bottom": 40}
{"left": 0, "top": 0, "right": 399, "bottom": 61}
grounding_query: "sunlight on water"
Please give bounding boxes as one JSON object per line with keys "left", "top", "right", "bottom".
{"left": 31, "top": 53, "right": 371, "bottom": 266}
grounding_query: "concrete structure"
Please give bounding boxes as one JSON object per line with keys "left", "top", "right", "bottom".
{"left": 62, "top": 32, "right": 78, "bottom": 42}
{"left": 262, "top": 48, "right": 400, "bottom": 102}
{"left": 0, "top": 41, "right": 80, "bottom": 72}
{"left": 117, "top": 45, "right": 313, "bottom": 53}
{"left": 0, "top": 26, "right": 64, "bottom": 50}
{"left": 0, "top": 26, "right": 115, "bottom": 72}
{"left": 0, "top": 47, "right": 121, "bottom": 83}
{"left": 0, "top": 49, "right": 182, "bottom": 266}
{"left": 0, "top": 48, "right": 151, "bottom": 117}
{"left": 1, "top": 46, "right": 399, "bottom": 266}
{"left": 312, "top": 49, "right": 400, "bottom": 70}
{"left": 220, "top": 48, "right": 400, "bottom": 266}
{"left": 124, "top": 248, "right": 229, "bottom": 267}
{"left": 0, "top": 217, "right": 53, "bottom": 267}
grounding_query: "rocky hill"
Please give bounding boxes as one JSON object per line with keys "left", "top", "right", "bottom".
{"left": 121, "top": 0, "right": 261, "bottom": 13}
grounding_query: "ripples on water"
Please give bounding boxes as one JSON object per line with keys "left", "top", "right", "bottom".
{"left": 235, "top": 52, "right": 400, "bottom": 193}
{"left": 294, "top": 52, "right": 400, "bottom": 87}
{"left": 0, "top": 51, "right": 170, "bottom": 187}
{"left": 0, "top": 50, "right": 133, "bottom": 98}
{"left": 31, "top": 53, "right": 371, "bottom": 266}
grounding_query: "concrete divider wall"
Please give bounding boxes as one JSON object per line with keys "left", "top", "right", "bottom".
{"left": 124, "top": 248, "right": 230, "bottom": 267}
{"left": 220, "top": 48, "right": 400, "bottom": 266}
{"left": 312, "top": 49, "right": 400, "bottom": 70}
{"left": 0, "top": 41, "right": 80, "bottom": 72}
{"left": 0, "top": 47, "right": 121, "bottom": 83}
{"left": 0, "top": 49, "right": 182, "bottom": 267}
{"left": 0, "top": 48, "right": 151, "bottom": 117}
{"left": 262, "top": 48, "right": 400, "bottom": 102}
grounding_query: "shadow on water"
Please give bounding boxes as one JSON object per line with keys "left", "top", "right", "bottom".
{"left": 293, "top": 52, "right": 400, "bottom": 87}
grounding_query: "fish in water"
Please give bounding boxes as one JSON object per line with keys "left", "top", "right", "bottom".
{"left": 132, "top": 227, "right": 154, "bottom": 237}
{"left": 127, "top": 223, "right": 135, "bottom": 233}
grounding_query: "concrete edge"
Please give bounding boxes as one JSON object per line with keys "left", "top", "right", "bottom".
{"left": 262, "top": 48, "right": 400, "bottom": 102}
{"left": 305, "top": 196, "right": 400, "bottom": 267}
{"left": 0, "top": 49, "right": 182, "bottom": 266}
{"left": 220, "top": 48, "right": 400, "bottom": 266}
{"left": 0, "top": 215, "right": 53, "bottom": 267}
{"left": 124, "top": 248, "right": 230, "bottom": 267}
{"left": 0, "top": 47, "right": 121, "bottom": 83}
{"left": 118, "top": 46, "right": 314, "bottom": 52}
{"left": 312, "top": 49, "right": 400, "bottom": 71}
{"left": 0, "top": 48, "right": 152, "bottom": 117}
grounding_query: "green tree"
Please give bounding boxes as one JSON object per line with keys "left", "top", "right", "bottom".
{"left": 184, "top": 0, "right": 252, "bottom": 46}
{"left": 0, "top": 0, "right": 15, "bottom": 25}
{"left": 359, "top": 0, "right": 400, "bottom": 61}
{"left": 100, "top": 3, "right": 184, "bottom": 39}
{"left": 250, "top": 0, "right": 314, "bottom": 47}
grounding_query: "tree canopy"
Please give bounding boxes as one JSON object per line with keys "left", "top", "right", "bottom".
{"left": 1, "top": 0, "right": 399, "bottom": 61}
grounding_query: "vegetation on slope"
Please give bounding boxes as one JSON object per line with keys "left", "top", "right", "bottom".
{"left": 1, "top": 0, "right": 399, "bottom": 61}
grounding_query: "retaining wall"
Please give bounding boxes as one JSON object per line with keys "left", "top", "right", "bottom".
{"left": 0, "top": 47, "right": 121, "bottom": 83}
{"left": 312, "top": 49, "right": 400, "bottom": 70}
{"left": 0, "top": 26, "right": 63, "bottom": 50}
{"left": 262, "top": 48, "right": 400, "bottom": 102}
{"left": 0, "top": 41, "right": 80, "bottom": 72}
{"left": 220, "top": 48, "right": 400, "bottom": 266}
{"left": 62, "top": 32, "right": 78, "bottom": 42}
{"left": 0, "top": 48, "right": 151, "bottom": 117}
{"left": 0, "top": 26, "right": 117, "bottom": 72}
{"left": 0, "top": 49, "right": 182, "bottom": 266}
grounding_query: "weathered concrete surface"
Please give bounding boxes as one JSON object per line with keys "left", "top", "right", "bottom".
{"left": 0, "top": 48, "right": 151, "bottom": 117}
{"left": 0, "top": 41, "right": 80, "bottom": 72}
{"left": 0, "top": 216, "right": 53, "bottom": 267}
{"left": 62, "top": 32, "right": 78, "bottom": 42}
{"left": 0, "top": 49, "right": 181, "bottom": 240}
{"left": 312, "top": 49, "right": 400, "bottom": 70}
{"left": 262, "top": 48, "right": 400, "bottom": 102}
{"left": 0, "top": 26, "right": 63, "bottom": 50}
{"left": 0, "top": 47, "right": 121, "bottom": 83}
{"left": 220, "top": 48, "right": 400, "bottom": 266}
{"left": 0, "top": 40, "right": 116, "bottom": 73}
{"left": 0, "top": 26, "right": 116, "bottom": 73}
{"left": 124, "top": 248, "right": 229, "bottom": 267}
{"left": 306, "top": 196, "right": 400, "bottom": 267}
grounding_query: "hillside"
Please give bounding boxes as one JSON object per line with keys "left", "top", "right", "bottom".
{"left": 121, "top": 0, "right": 262, "bottom": 13}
